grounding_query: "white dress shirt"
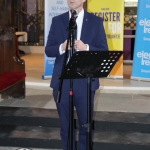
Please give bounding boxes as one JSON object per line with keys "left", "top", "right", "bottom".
{"left": 59, "top": 9, "right": 89, "bottom": 55}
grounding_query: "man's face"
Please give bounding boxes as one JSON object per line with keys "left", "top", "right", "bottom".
{"left": 67, "top": 0, "right": 86, "bottom": 12}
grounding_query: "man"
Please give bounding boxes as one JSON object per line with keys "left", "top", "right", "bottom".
{"left": 45, "top": 0, "right": 108, "bottom": 149}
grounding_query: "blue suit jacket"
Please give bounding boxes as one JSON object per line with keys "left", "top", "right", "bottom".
{"left": 45, "top": 10, "right": 108, "bottom": 91}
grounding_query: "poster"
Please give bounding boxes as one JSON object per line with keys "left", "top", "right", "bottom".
{"left": 131, "top": 0, "right": 150, "bottom": 80}
{"left": 87, "top": 0, "right": 124, "bottom": 78}
{"left": 43, "top": 0, "right": 69, "bottom": 79}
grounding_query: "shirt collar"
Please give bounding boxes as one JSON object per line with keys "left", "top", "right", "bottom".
{"left": 77, "top": 9, "right": 84, "bottom": 20}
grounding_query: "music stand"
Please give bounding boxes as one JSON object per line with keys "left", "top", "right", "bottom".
{"left": 61, "top": 50, "right": 123, "bottom": 150}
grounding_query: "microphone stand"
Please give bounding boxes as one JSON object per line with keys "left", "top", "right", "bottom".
{"left": 57, "top": 10, "right": 77, "bottom": 150}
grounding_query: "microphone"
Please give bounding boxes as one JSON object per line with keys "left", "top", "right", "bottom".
{"left": 69, "top": 10, "right": 77, "bottom": 30}
{"left": 70, "top": 9, "right": 77, "bottom": 17}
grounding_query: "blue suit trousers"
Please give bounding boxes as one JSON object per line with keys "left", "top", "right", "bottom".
{"left": 53, "top": 79, "right": 95, "bottom": 150}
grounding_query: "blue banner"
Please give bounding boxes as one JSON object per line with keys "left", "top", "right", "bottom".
{"left": 42, "top": 0, "right": 69, "bottom": 79}
{"left": 131, "top": 0, "right": 150, "bottom": 80}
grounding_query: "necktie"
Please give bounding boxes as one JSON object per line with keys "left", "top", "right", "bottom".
{"left": 74, "top": 16, "right": 78, "bottom": 40}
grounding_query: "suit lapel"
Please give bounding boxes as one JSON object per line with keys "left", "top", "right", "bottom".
{"left": 80, "top": 10, "right": 89, "bottom": 41}
{"left": 61, "top": 11, "right": 70, "bottom": 38}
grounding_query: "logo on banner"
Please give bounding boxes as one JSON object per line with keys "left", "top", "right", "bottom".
{"left": 139, "top": 19, "right": 150, "bottom": 41}
{"left": 139, "top": 19, "right": 150, "bottom": 34}
{"left": 137, "top": 50, "right": 150, "bottom": 66}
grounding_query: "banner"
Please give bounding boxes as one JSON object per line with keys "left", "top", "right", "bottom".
{"left": 131, "top": 0, "right": 150, "bottom": 80}
{"left": 87, "top": 0, "right": 124, "bottom": 78}
{"left": 42, "top": 0, "right": 69, "bottom": 79}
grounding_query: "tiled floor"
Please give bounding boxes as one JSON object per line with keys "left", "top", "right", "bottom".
{"left": 0, "top": 54, "right": 150, "bottom": 113}
{"left": 22, "top": 54, "right": 150, "bottom": 91}
{"left": 1, "top": 90, "right": 150, "bottom": 113}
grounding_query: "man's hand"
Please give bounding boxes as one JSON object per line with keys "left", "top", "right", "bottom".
{"left": 74, "top": 40, "right": 87, "bottom": 51}
{"left": 61, "top": 40, "right": 70, "bottom": 51}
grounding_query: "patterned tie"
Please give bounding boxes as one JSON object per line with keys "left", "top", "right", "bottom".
{"left": 74, "top": 16, "right": 78, "bottom": 40}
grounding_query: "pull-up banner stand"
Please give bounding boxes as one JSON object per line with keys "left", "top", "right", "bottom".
{"left": 43, "top": 0, "right": 69, "bottom": 79}
{"left": 131, "top": 0, "right": 150, "bottom": 81}
{"left": 87, "top": 0, "right": 124, "bottom": 78}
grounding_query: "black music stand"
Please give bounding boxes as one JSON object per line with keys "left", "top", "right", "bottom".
{"left": 61, "top": 50, "right": 123, "bottom": 150}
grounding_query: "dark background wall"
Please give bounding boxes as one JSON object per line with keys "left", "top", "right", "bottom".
{"left": 0, "top": 0, "right": 13, "bottom": 26}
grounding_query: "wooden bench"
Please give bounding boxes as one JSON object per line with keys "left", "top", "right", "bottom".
{"left": 0, "top": 27, "right": 26, "bottom": 99}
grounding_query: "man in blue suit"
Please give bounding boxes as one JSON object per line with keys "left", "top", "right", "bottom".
{"left": 45, "top": 0, "right": 108, "bottom": 149}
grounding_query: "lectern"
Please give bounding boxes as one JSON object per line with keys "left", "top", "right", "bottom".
{"left": 61, "top": 50, "right": 123, "bottom": 150}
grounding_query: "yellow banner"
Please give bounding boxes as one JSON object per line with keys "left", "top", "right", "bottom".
{"left": 87, "top": 0, "right": 124, "bottom": 77}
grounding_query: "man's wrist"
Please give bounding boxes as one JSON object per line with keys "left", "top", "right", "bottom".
{"left": 59, "top": 44, "right": 65, "bottom": 55}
